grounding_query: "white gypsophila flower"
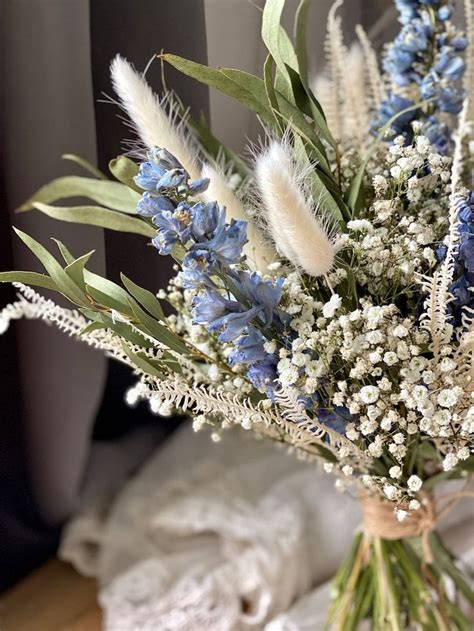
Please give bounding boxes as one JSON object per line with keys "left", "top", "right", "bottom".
{"left": 125, "top": 387, "right": 140, "bottom": 407}
{"left": 437, "top": 389, "right": 459, "bottom": 408}
{"left": 457, "top": 446, "right": 470, "bottom": 460}
{"left": 193, "top": 414, "right": 208, "bottom": 432}
{"left": 396, "top": 509, "right": 408, "bottom": 522}
{"left": 383, "top": 484, "right": 399, "bottom": 500}
{"left": 418, "top": 399, "right": 435, "bottom": 418}
{"left": 368, "top": 436, "right": 384, "bottom": 457}
{"left": 322, "top": 293, "right": 342, "bottom": 318}
{"left": 208, "top": 365, "right": 220, "bottom": 382}
{"left": 393, "top": 432, "right": 405, "bottom": 445}
{"left": 443, "top": 453, "right": 459, "bottom": 471}
{"left": 383, "top": 351, "right": 398, "bottom": 366}
{"left": 412, "top": 385, "right": 429, "bottom": 402}
{"left": 439, "top": 357, "right": 456, "bottom": 372}
{"left": 409, "top": 499, "right": 421, "bottom": 510}
{"left": 359, "top": 385, "right": 380, "bottom": 404}
{"left": 347, "top": 219, "right": 373, "bottom": 232}
{"left": 389, "top": 466, "right": 402, "bottom": 479}
{"left": 372, "top": 175, "right": 388, "bottom": 194}
{"left": 407, "top": 475, "right": 422, "bottom": 492}
{"left": 392, "top": 324, "right": 409, "bottom": 338}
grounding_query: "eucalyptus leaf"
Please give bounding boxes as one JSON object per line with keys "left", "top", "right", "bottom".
{"left": 109, "top": 156, "right": 142, "bottom": 193}
{"left": 65, "top": 251, "right": 95, "bottom": 292}
{"left": 121, "top": 274, "right": 165, "bottom": 320}
{"left": 13, "top": 229, "right": 86, "bottom": 305}
{"left": 17, "top": 176, "right": 140, "bottom": 214}
{"left": 31, "top": 203, "right": 155, "bottom": 237}
{"left": 345, "top": 161, "right": 367, "bottom": 217}
{"left": 161, "top": 54, "right": 276, "bottom": 129}
{"left": 218, "top": 66, "right": 329, "bottom": 168}
{"left": 85, "top": 282, "right": 135, "bottom": 318}
{"left": 294, "top": 0, "right": 311, "bottom": 89}
{"left": 262, "top": 0, "right": 296, "bottom": 85}
{"left": 277, "top": 107, "right": 331, "bottom": 176}
{"left": 263, "top": 54, "right": 284, "bottom": 132}
{"left": 128, "top": 297, "right": 190, "bottom": 355}
{"left": 292, "top": 0, "right": 335, "bottom": 148}
{"left": 0, "top": 271, "right": 58, "bottom": 292}
{"left": 52, "top": 239, "right": 75, "bottom": 265}
{"left": 52, "top": 240, "right": 138, "bottom": 319}
{"left": 62, "top": 154, "right": 107, "bottom": 180}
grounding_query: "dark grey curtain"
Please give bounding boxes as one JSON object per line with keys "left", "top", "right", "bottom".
{"left": 0, "top": 0, "right": 208, "bottom": 591}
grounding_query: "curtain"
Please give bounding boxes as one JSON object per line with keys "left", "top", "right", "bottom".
{"left": 204, "top": 0, "right": 395, "bottom": 152}
{"left": 0, "top": 0, "right": 394, "bottom": 591}
{"left": 0, "top": 0, "right": 208, "bottom": 591}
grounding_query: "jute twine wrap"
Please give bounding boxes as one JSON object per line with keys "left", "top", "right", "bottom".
{"left": 360, "top": 482, "right": 474, "bottom": 564}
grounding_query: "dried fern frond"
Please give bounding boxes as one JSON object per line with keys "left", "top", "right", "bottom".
{"left": 1, "top": 284, "right": 130, "bottom": 360}
{"left": 146, "top": 377, "right": 369, "bottom": 468}
{"left": 342, "top": 43, "right": 371, "bottom": 144}
{"left": 323, "top": 0, "right": 345, "bottom": 139}
{"left": 419, "top": 105, "right": 471, "bottom": 361}
{"left": 315, "top": 5, "right": 373, "bottom": 143}
{"left": 464, "top": 0, "right": 474, "bottom": 123}
{"left": 355, "top": 24, "right": 385, "bottom": 110}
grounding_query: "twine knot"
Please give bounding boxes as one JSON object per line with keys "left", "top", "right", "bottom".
{"left": 360, "top": 482, "right": 474, "bottom": 564}
{"left": 361, "top": 492, "right": 435, "bottom": 564}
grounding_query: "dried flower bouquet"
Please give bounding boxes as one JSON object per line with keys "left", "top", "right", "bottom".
{"left": 2, "top": 0, "right": 474, "bottom": 627}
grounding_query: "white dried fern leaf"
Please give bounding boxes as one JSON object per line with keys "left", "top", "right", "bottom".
{"left": 110, "top": 55, "right": 200, "bottom": 179}
{"left": 274, "top": 387, "right": 370, "bottom": 467}
{"left": 355, "top": 24, "right": 385, "bottom": 110}
{"left": 464, "top": 0, "right": 474, "bottom": 122}
{"left": 316, "top": 5, "right": 372, "bottom": 143}
{"left": 341, "top": 43, "right": 371, "bottom": 143}
{"left": 147, "top": 377, "right": 369, "bottom": 468}
{"left": 1, "top": 284, "right": 139, "bottom": 368}
{"left": 323, "top": 0, "right": 345, "bottom": 139}
{"left": 420, "top": 104, "right": 470, "bottom": 360}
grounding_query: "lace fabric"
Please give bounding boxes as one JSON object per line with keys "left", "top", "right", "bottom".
{"left": 60, "top": 424, "right": 474, "bottom": 630}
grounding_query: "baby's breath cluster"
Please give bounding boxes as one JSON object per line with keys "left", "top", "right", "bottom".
{"left": 341, "top": 133, "right": 450, "bottom": 301}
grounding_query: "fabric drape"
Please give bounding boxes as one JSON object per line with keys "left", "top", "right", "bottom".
{"left": 0, "top": 0, "right": 208, "bottom": 591}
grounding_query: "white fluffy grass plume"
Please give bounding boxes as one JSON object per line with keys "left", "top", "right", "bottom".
{"left": 110, "top": 55, "right": 200, "bottom": 179}
{"left": 201, "top": 163, "right": 276, "bottom": 271}
{"left": 255, "top": 141, "right": 335, "bottom": 277}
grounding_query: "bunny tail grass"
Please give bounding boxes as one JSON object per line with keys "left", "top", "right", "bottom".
{"left": 110, "top": 55, "right": 200, "bottom": 179}
{"left": 201, "top": 163, "right": 276, "bottom": 272}
{"left": 255, "top": 141, "right": 335, "bottom": 277}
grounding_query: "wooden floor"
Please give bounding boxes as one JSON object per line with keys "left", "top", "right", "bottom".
{"left": 0, "top": 559, "right": 102, "bottom": 631}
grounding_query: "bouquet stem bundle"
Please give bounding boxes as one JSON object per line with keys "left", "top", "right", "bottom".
{"left": 328, "top": 494, "right": 474, "bottom": 630}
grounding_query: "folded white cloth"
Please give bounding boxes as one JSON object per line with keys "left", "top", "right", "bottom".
{"left": 59, "top": 423, "right": 474, "bottom": 630}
